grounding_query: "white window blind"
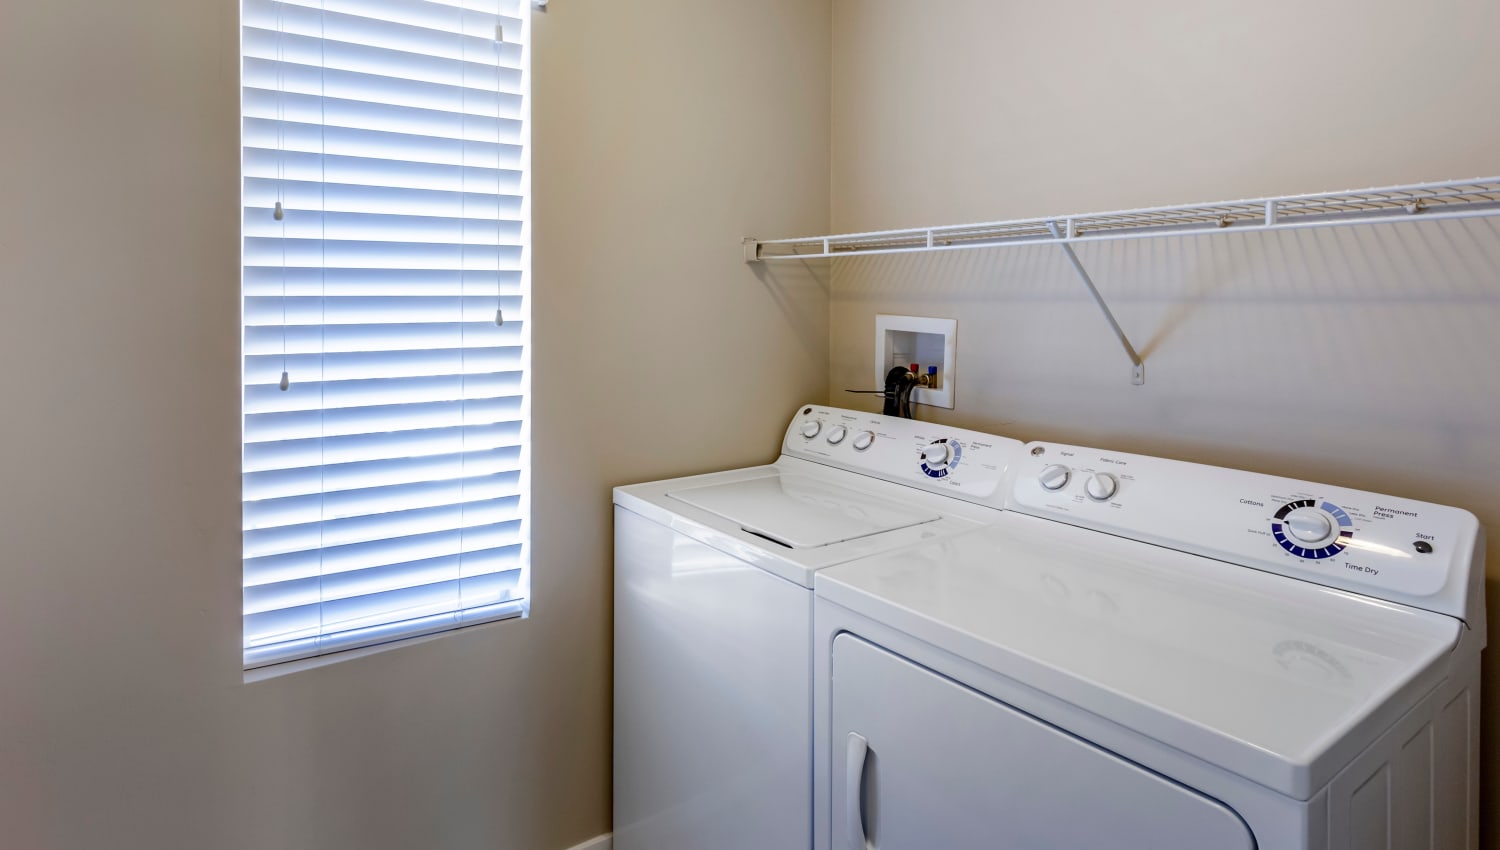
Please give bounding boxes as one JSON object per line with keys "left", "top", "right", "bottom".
{"left": 241, "top": 0, "right": 529, "bottom": 669}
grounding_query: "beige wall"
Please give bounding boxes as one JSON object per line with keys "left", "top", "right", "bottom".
{"left": 830, "top": 0, "right": 1500, "bottom": 840}
{"left": 0, "top": 1, "right": 828, "bottom": 848}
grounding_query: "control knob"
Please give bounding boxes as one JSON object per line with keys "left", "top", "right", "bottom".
{"left": 826, "top": 425, "right": 848, "bottom": 445}
{"left": 1284, "top": 507, "right": 1334, "bottom": 544}
{"left": 799, "top": 420, "right": 821, "bottom": 439}
{"left": 1085, "top": 473, "right": 1118, "bottom": 502}
{"left": 851, "top": 431, "right": 875, "bottom": 451}
{"left": 1271, "top": 499, "right": 1353, "bottom": 559}
{"left": 1039, "top": 464, "right": 1071, "bottom": 491}
{"left": 921, "top": 442, "right": 953, "bottom": 468}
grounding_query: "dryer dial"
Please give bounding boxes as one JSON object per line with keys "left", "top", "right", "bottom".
{"left": 1284, "top": 509, "right": 1333, "bottom": 544}
{"left": 1271, "top": 499, "right": 1354, "bottom": 560}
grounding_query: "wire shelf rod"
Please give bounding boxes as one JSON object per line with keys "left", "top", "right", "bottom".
{"left": 751, "top": 203, "right": 1500, "bottom": 261}
{"left": 747, "top": 177, "right": 1500, "bottom": 257}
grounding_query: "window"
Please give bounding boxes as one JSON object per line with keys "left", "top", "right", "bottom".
{"left": 241, "top": 0, "right": 529, "bottom": 668}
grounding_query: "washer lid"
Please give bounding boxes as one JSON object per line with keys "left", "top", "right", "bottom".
{"left": 668, "top": 472, "right": 941, "bottom": 549}
{"left": 815, "top": 512, "right": 1463, "bottom": 799}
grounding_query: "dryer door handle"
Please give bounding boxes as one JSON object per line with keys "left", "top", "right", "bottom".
{"left": 845, "top": 732, "right": 869, "bottom": 850}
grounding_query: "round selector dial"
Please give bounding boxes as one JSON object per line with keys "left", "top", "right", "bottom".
{"left": 1271, "top": 499, "right": 1354, "bottom": 560}
{"left": 851, "top": 431, "right": 875, "bottom": 451}
{"left": 799, "top": 420, "right": 821, "bottom": 439}
{"left": 1285, "top": 509, "right": 1332, "bottom": 543}
{"left": 919, "top": 438, "right": 962, "bottom": 478}
{"left": 1038, "top": 464, "right": 1071, "bottom": 491}
{"left": 1085, "top": 472, "right": 1118, "bottom": 502}
{"left": 826, "top": 425, "right": 848, "bottom": 445}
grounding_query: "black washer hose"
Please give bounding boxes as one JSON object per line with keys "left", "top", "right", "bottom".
{"left": 883, "top": 366, "right": 917, "bottom": 418}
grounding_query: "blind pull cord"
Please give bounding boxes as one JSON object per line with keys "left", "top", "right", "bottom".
{"left": 276, "top": 189, "right": 289, "bottom": 391}
{"left": 495, "top": 26, "right": 505, "bottom": 330}
{"left": 275, "top": 2, "right": 288, "bottom": 390}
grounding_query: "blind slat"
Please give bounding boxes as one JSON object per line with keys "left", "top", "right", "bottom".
{"left": 244, "top": 266, "right": 522, "bottom": 296}
{"left": 244, "top": 572, "right": 524, "bottom": 667}
{"left": 245, "top": 495, "right": 521, "bottom": 559}
{"left": 243, "top": 320, "right": 523, "bottom": 355}
{"left": 245, "top": 470, "right": 521, "bottom": 528}
{"left": 245, "top": 522, "right": 522, "bottom": 588}
{"left": 243, "top": 596, "right": 525, "bottom": 670}
{"left": 244, "top": 296, "right": 524, "bottom": 326}
{"left": 243, "top": 94, "right": 525, "bottom": 147}
{"left": 245, "top": 237, "right": 523, "bottom": 269}
{"left": 249, "top": 0, "right": 520, "bottom": 50}
{"left": 243, "top": 0, "right": 528, "bottom": 668}
{"left": 243, "top": 420, "right": 522, "bottom": 472}
{"left": 244, "top": 345, "right": 522, "bottom": 384}
{"left": 244, "top": 176, "right": 522, "bottom": 218}
{"left": 245, "top": 396, "right": 521, "bottom": 443}
{"left": 244, "top": 57, "right": 523, "bottom": 118}
{"left": 244, "top": 146, "right": 521, "bottom": 191}
{"left": 244, "top": 374, "right": 522, "bottom": 416}
{"left": 245, "top": 445, "right": 523, "bottom": 501}
{"left": 242, "top": 26, "right": 523, "bottom": 92}
{"left": 245, "top": 549, "right": 523, "bottom": 617}
{"left": 245, "top": 212, "right": 524, "bottom": 244}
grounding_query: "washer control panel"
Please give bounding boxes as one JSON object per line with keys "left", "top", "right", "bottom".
{"left": 1009, "top": 442, "right": 1482, "bottom": 621}
{"left": 783, "top": 405, "right": 1021, "bottom": 509}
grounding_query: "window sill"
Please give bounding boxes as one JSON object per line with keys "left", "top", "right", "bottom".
{"left": 243, "top": 604, "right": 527, "bottom": 683}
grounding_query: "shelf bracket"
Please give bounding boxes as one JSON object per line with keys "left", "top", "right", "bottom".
{"left": 1047, "top": 220, "right": 1146, "bottom": 385}
{"left": 743, "top": 237, "right": 762, "bottom": 263}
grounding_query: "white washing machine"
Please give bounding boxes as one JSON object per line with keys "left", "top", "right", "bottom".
{"left": 612, "top": 405, "right": 1023, "bottom": 850}
{"left": 813, "top": 440, "right": 1485, "bottom": 850}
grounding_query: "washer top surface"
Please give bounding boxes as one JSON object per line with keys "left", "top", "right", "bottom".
{"left": 616, "top": 461, "right": 987, "bottom": 588}
{"left": 613, "top": 405, "right": 1024, "bottom": 588}
{"left": 668, "top": 473, "right": 941, "bottom": 549}
{"left": 815, "top": 512, "right": 1462, "bottom": 798}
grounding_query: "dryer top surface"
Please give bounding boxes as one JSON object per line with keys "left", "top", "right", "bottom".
{"left": 816, "top": 512, "right": 1463, "bottom": 798}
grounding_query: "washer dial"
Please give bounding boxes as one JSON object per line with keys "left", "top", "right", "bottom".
{"left": 826, "top": 425, "right": 848, "bottom": 445}
{"left": 799, "top": 420, "right": 821, "bottom": 439}
{"left": 1038, "top": 464, "right": 1070, "bottom": 491}
{"left": 1271, "top": 499, "right": 1354, "bottom": 560}
{"left": 1085, "top": 473, "right": 1118, "bottom": 502}
{"left": 920, "top": 438, "right": 963, "bottom": 478}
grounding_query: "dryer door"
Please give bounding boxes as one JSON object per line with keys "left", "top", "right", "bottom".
{"left": 831, "top": 634, "right": 1255, "bottom": 850}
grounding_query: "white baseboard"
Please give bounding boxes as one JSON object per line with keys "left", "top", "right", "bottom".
{"left": 563, "top": 834, "right": 611, "bottom": 850}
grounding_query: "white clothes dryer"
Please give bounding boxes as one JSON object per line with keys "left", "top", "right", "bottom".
{"left": 612, "top": 405, "right": 1023, "bottom": 850}
{"left": 813, "top": 440, "right": 1485, "bottom": 850}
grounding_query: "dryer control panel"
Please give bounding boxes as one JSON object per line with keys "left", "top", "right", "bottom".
{"left": 1008, "top": 442, "right": 1484, "bottom": 624}
{"left": 783, "top": 405, "right": 1021, "bottom": 510}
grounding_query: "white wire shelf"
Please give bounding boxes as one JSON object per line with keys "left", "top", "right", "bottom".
{"left": 744, "top": 177, "right": 1500, "bottom": 262}
{"left": 744, "top": 177, "right": 1500, "bottom": 387}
